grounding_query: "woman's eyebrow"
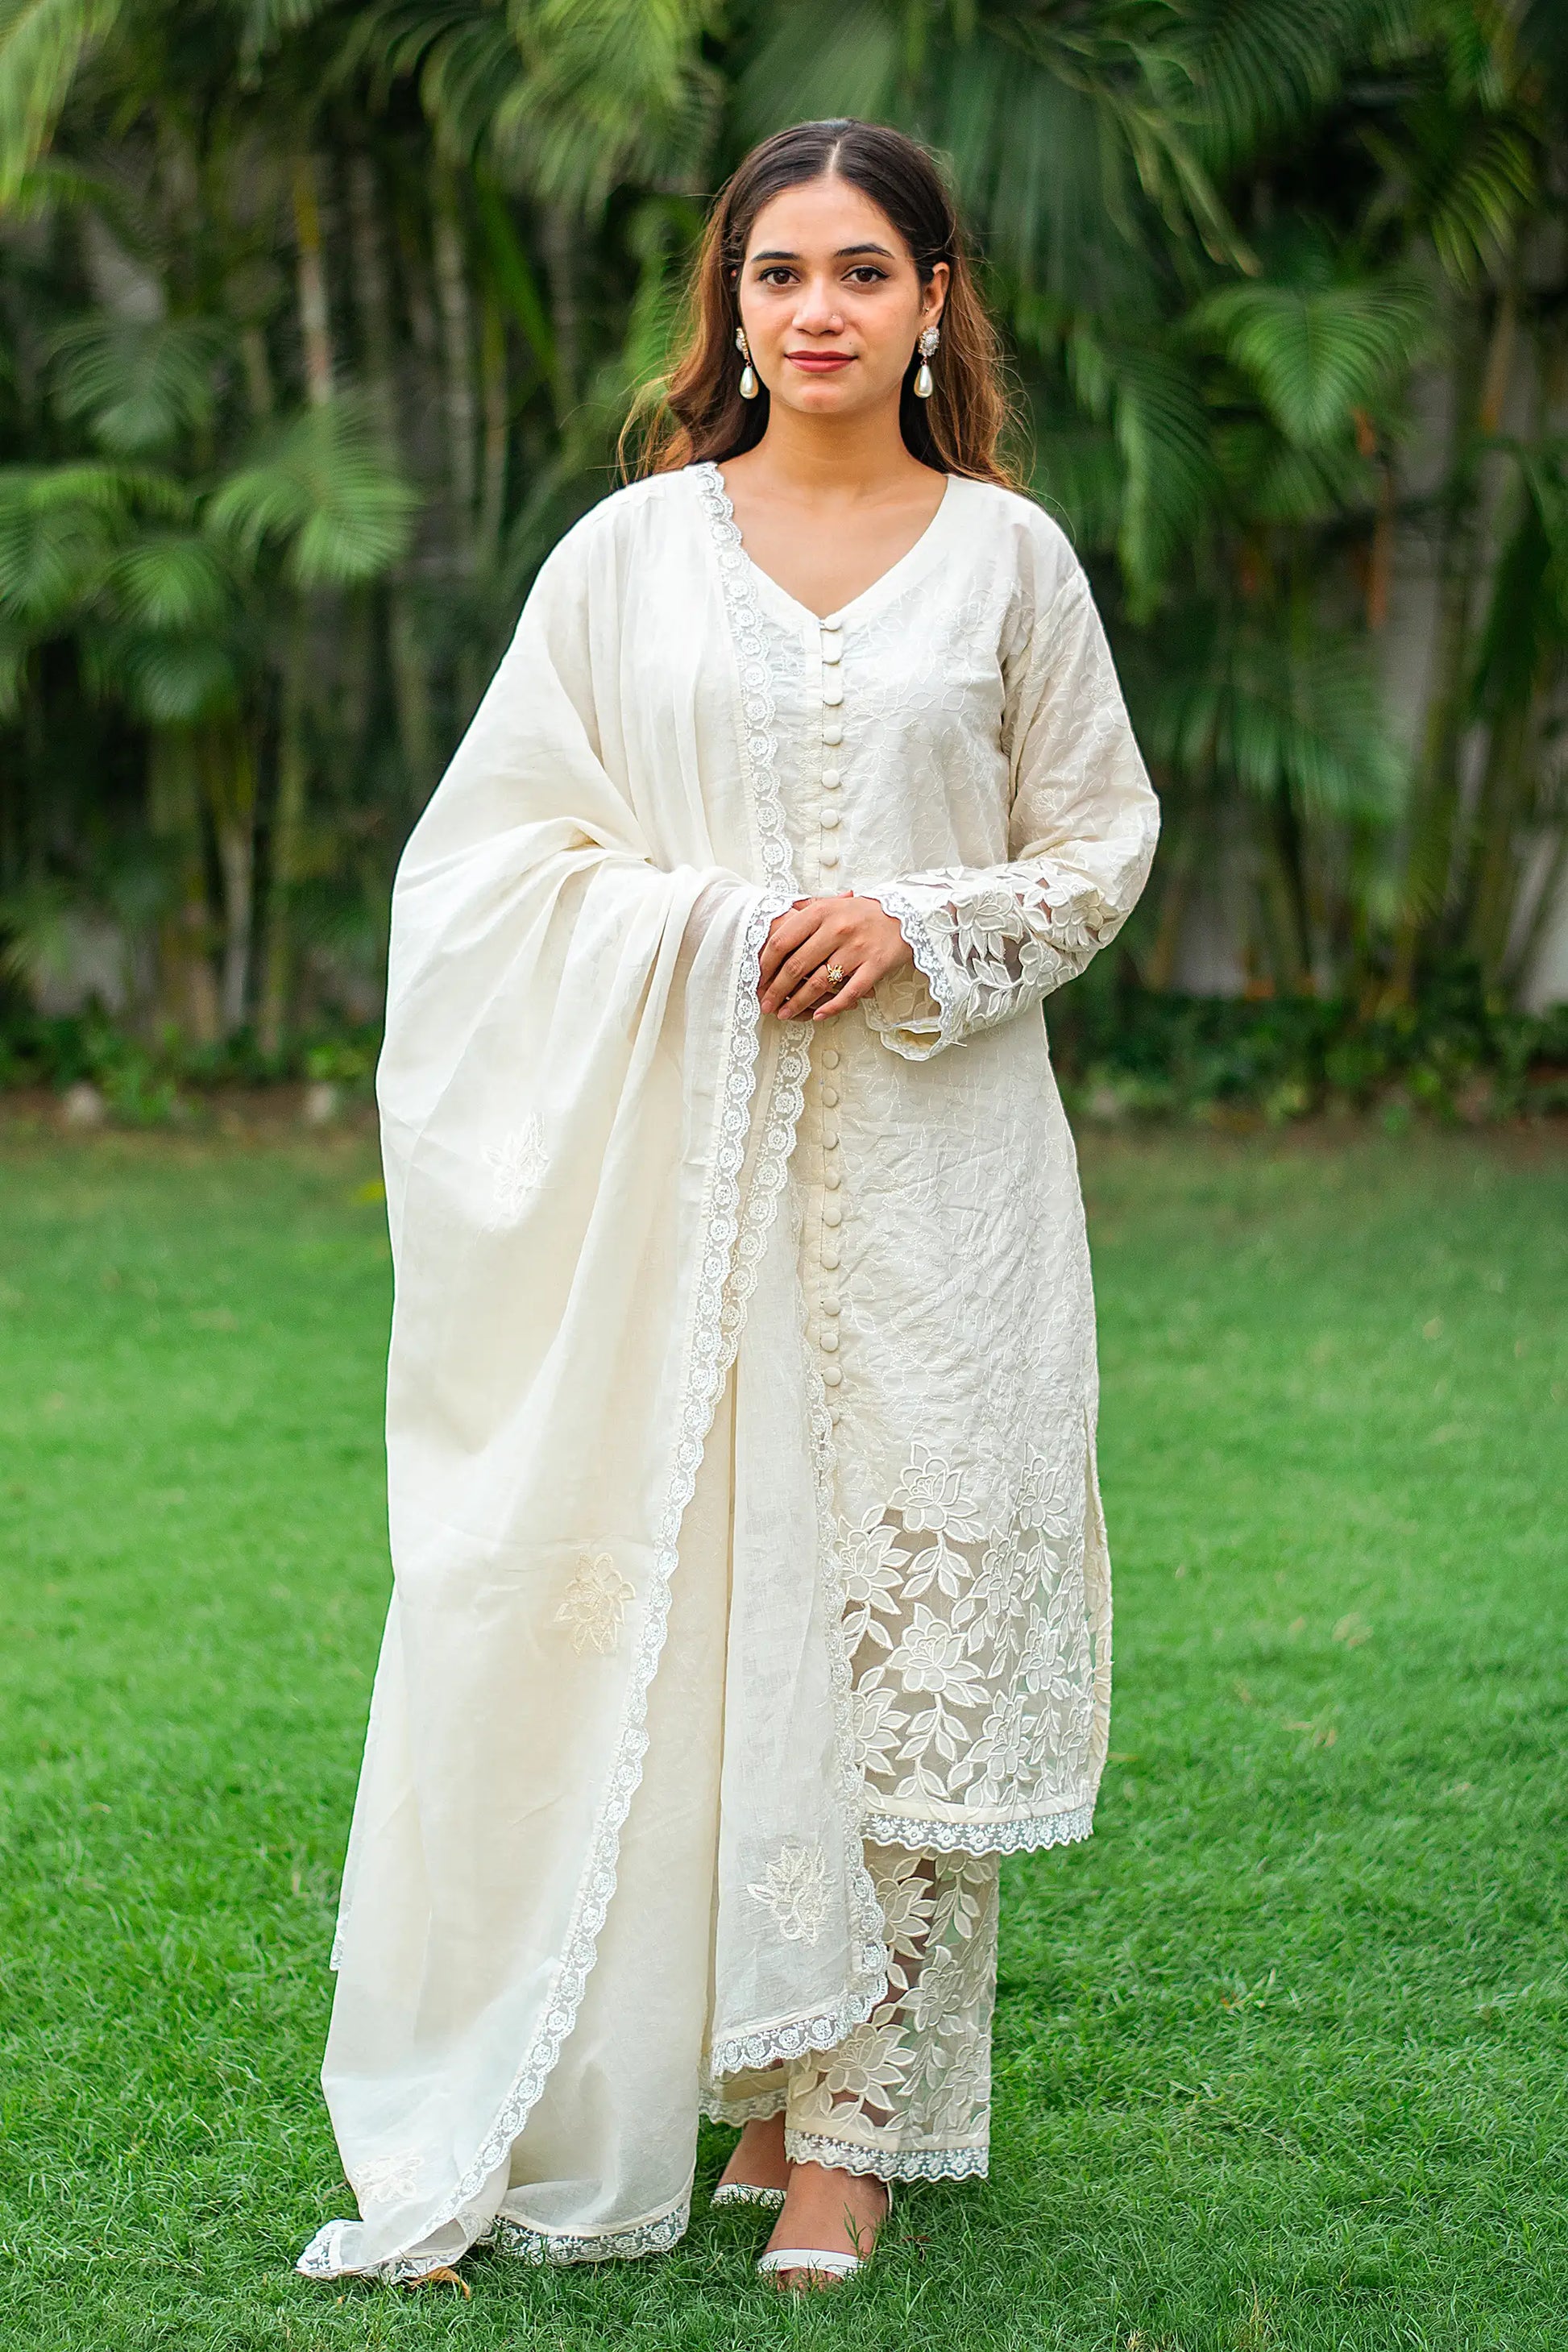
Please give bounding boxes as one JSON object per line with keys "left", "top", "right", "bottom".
{"left": 748, "top": 243, "right": 898, "bottom": 263}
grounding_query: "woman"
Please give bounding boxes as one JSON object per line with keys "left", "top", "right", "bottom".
{"left": 299, "top": 118, "right": 1158, "bottom": 2294}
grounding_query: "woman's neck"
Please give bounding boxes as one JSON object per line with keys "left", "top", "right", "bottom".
{"left": 729, "top": 396, "right": 936, "bottom": 508}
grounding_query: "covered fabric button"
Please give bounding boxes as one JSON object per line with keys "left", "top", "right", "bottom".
{"left": 819, "top": 1328, "right": 839, "bottom": 1350}
{"left": 823, "top": 1199, "right": 842, "bottom": 1226}
{"left": 822, "top": 1293, "right": 840, "bottom": 1316}
{"left": 820, "top": 1362, "right": 843, "bottom": 1387}
{"left": 822, "top": 1048, "right": 840, "bottom": 1068}
{"left": 820, "top": 807, "right": 840, "bottom": 829}
{"left": 822, "top": 769, "right": 842, "bottom": 791}
{"left": 824, "top": 1166, "right": 841, "bottom": 1189}
{"left": 819, "top": 845, "right": 840, "bottom": 869}
{"left": 823, "top": 716, "right": 844, "bottom": 745}
{"left": 821, "top": 675, "right": 844, "bottom": 706}
{"left": 822, "top": 611, "right": 843, "bottom": 630}
{"left": 819, "top": 1241, "right": 840, "bottom": 1269}
{"left": 819, "top": 633, "right": 843, "bottom": 664}
{"left": 821, "top": 1085, "right": 839, "bottom": 1108}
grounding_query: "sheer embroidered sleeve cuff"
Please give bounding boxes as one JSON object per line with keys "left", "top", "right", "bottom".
{"left": 859, "top": 866, "right": 1114, "bottom": 1060}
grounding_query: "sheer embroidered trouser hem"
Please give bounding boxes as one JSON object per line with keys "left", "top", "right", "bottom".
{"left": 708, "top": 1843, "right": 999, "bottom": 2183}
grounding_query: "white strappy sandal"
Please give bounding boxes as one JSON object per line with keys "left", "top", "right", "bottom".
{"left": 754, "top": 2181, "right": 891, "bottom": 2285}
{"left": 711, "top": 2181, "right": 786, "bottom": 2212}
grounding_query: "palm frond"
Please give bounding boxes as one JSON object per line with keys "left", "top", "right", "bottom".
{"left": 737, "top": 1, "right": 1245, "bottom": 288}
{"left": 1193, "top": 268, "right": 1430, "bottom": 447}
{"left": 1360, "top": 2, "right": 1541, "bottom": 287}
{"left": 350, "top": 0, "right": 521, "bottom": 161}
{"left": 732, "top": 0, "right": 901, "bottom": 144}
{"left": 489, "top": 0, "right": 722, "bottom": 211}
{"left": 49, "top": 316, "right": 227, "bottom": 455}
{"left": 1147, "top": 615, "right": 1407, "bottom": 821}
{"left": 81, "top": 620, "right": 242, "bottom": 724}
{"left": 0, "top": 464, "right": 118, "bottom": 623}
{"left": 1180, "top": 0, "right": 1398, "bottom": 171}
{"left": 935, "top": 34, "right": 1147, "bottom": 297}
{"left": 1068, "top": 333, "right": 1219, "bottom": 615}
{"left": 0, "top": 0, "right": 122, "bottom": 198}
{"left": 1216, "top": 421, "right": 1376, "bottom": 525}
{"left": 103, "top": 533, "right": 234, "bottom": 631}
{"left": 207, "top": 399, "right": 418, "bottom": 587}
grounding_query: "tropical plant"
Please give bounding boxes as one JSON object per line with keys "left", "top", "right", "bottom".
{"left": 0, "top": 0, "right": 1562, "bottom": 1065}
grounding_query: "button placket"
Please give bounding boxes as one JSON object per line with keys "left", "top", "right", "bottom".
{"left": 818, "top": 614, "right": 844, "bottom": 875}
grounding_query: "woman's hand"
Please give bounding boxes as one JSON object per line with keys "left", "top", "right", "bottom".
{"left": 757, "top": 890, "right": 914, "bottom": 1021}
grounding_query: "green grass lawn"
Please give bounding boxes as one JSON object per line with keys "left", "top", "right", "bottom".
{"left": 1, "top": 1125, "right": 1564, "bottom": 2350}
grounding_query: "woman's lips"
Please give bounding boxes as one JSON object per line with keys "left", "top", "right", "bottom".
{"left": 786, "top": 351, "right": 855, "bottom": 372}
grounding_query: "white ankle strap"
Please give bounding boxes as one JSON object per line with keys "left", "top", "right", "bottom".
{"left": 756, "top": 2248, "right": 862, "bottom": 2278}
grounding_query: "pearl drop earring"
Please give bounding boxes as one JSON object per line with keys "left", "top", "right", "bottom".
{"left": 735, "top": 326, "right": 759, "bottom": 400}
{"left": 913, "top": 324, "right": 940, "bottom": 400}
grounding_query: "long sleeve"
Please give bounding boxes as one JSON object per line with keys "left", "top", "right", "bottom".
{"left": 861, "top": 557, "right": 1159, "bottom": 1060}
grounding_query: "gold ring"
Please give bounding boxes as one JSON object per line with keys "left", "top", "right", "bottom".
{"left": 823, "top": 964, "right": 847, "bottom": 989}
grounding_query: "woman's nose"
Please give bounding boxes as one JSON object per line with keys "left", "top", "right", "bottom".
{"left": 792, "top": 276, "right": 844, "bottom": 333}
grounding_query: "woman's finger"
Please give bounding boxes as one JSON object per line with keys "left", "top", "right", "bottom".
{"left": 774, "top": 957, "right": 841, "bottom": 1021}
{"left": 761, "top": 921, "right": 844, "bottom": 1013}
{"left": 810, "top": 959, "right": 876, "bottom": 1018}
{"left": 757, "top": 906, "right": 820, "bottom": 987}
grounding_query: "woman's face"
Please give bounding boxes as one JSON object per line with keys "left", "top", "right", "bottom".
{"left": 735, "top": 172, "right": 948, "bottom": 424}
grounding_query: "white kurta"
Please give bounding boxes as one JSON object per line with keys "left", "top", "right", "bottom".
{"left": 690, "top": 464, "right": 1158, "bottom": 1852}
{"left": 300, "top": 461, "right": 1158, "bottom": 2283}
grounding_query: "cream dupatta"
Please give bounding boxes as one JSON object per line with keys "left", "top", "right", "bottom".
{"left": 300, "top": 478, "right": 884, "bottom": 2280}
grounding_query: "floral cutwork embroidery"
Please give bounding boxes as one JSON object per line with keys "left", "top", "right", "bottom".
{"left": 713, "top": 1847, "right": 1001, "bottom": 2178}
{"left": 483, "top": 1115, "right": 549, "bottom": 1226}
{"left": 554, "top": 1548, "right": 634, "bottom": 1655}
{"left": 352, "top": 2149, "right": 424, "bottom": 2206}
{"left": 840, "top": 1436, "right": 1102, "bottom": 1822}
{"left": 746, "top": 1840, "right": 830, "bottom": 1944}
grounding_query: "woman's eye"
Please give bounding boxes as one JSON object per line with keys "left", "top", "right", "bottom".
{"left": 757, "top": 268, "right": 795, "bottom": 286}
{"left": 846, "top": 267, "right": 889, "bottom": 284}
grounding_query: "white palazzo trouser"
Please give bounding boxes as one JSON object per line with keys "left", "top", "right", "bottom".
{"left": 709, "top": 1840, "right": 999, "bottom": 2182}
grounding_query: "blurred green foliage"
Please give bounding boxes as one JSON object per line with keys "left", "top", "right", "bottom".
{"left": 0, "top": 0, "right": 1566, "bottom": 1067}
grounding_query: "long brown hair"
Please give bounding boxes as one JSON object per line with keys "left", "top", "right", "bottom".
{"left": 629, "top": 120, "right": 1018, "bottom": 487}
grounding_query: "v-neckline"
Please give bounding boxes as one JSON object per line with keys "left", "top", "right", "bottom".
{"left": 699, "top": 463, "right": 957, "bottom": 631}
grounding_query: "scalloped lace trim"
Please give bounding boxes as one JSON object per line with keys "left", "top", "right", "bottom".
{"left": 297, "top": 2221, "right": 459, "bottom": 2286}
{"left": 861, "top": 1802, "right": 1094, "bottom": 1856}
{"left": 486, "top": 2203, "right": 688, "bottom": 2267}
{"left": 861, "top": 881, "right": 963, "bottom": 1050}
{"left": 703, "top": 2086, "right": 789, "bottom": 2125}
{"left": 784, "top": 2130, "right": 988, "bottom": 2183}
